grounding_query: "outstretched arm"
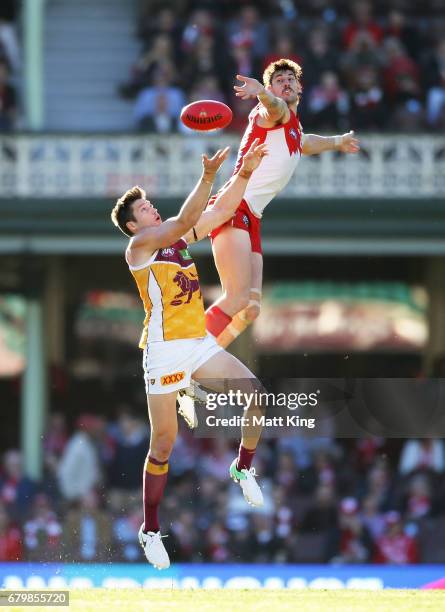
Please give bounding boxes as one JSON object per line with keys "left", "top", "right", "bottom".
{"left": 183, "top": 139, "right": 268, "bottom": 243}
{"left": 234, "top": 74, "right": 289, "bottom": 124}
{"left": 302, "top": 130, "right": 360, "bottom": 156}
{"left": 129, "top": 147, "right": 229, "bottom": 255}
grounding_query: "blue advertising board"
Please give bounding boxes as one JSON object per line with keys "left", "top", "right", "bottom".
{"left": 1, "top": 563, "right": 445, "bottom": 589}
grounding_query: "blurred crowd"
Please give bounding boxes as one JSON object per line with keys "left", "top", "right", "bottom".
{"left": 0, "top": 0, "right": 19, "bottom": 131}
{"left": 1, "top": 406, "right": 445, "bottom": 565}
{"left": 119, "top": 0, "right": 445, "bottom": 133}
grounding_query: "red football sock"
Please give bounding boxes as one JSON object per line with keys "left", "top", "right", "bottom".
{"left": 205, "top": 305, "right": 232, "bottom": 337}
{"left": 236, "top": 445, "right": 256, "bottom": 471}
{"left": 143, "top": 454, "right": 169, "bottom": 533}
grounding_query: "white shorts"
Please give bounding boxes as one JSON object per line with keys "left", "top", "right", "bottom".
{"left": 142, "top": 333, "right": 223, "bottom": 395}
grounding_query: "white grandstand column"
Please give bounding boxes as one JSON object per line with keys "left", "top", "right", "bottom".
{"left": 21, "top": 259, "right": 48, "bottom": 480}
{"left": 23, "top": 0, "right": 45, "bottom": 129}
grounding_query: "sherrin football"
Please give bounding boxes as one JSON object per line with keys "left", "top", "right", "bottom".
{"left": 180, "top": 99, "right": 233, "bottom": 131}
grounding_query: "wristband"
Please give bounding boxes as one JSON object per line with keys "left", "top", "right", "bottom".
{"left": 238, "top": 169, "right": 253, "bottom": 179}
{"left": 201, "top": 176, "right": 214, "bottom": 185}
{"left": 334, "top": 135, "right": 343, "bottom": 148}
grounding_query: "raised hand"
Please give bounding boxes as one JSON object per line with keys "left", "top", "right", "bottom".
{"left": 339, "top": 131, "right": 360, "bottom": 154}
{"left": 202, "top": 146, "right": 231, "bottom": 179}
{"left": 234, "top": 74, "right": 265, "bottom": 100}
{"left": 240, "top": 138, "right": 268, "bottom": 173}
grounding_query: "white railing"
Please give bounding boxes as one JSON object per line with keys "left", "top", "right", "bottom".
{"left": 0, "top": 134, "right": 444, "bottom": 198}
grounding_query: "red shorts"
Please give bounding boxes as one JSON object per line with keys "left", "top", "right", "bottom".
{"left": 208, "top": 198, "right": 262, "bottom": 254}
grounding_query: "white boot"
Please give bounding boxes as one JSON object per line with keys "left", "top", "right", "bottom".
{"left": 229, "top": 459, "right": 264, "bottom": 507}
{"left": 177, "top": 385, "right": 201, "bottom": 429}
{"left": 138, "top": 524, "right": 170, "bottom": 569}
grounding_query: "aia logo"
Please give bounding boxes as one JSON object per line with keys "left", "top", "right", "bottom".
{"left": 171, "top": 271, "right": 201, "bottom": 305}
{"left": 289, "top": 128, "right": 297, "bottom": 140}
{"left": 242, "top": 214, "right": 250, "bottom": 227}
{"left": 162, "top": 248, "right": 175, "bottom": 257}
{"left": 161, "top": 371, "right": 185, "bottom": 386}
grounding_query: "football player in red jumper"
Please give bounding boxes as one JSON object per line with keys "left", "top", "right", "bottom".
{"left": 205, "top": 59, "right": 360, "bottom": 347}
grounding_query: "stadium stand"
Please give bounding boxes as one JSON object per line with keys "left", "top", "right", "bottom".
{"left": 116, "top": 1, "right": 445, "bottom": 133}
{"left": 2, "top": 420, "right": 445, "bottom": 564}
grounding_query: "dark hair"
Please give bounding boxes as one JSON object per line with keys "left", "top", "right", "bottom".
{"left": 263, "top": 58, "right": 303, "bottom": 88}
{"left": 111, "top": 185, "right": 146, "bottom": 237}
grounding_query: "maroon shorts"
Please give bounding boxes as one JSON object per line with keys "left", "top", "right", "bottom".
{"left": 208, "top": 198, "right": 262, "bottom": 254}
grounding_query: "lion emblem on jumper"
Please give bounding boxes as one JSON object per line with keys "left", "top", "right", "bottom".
{"left": 171, "top": 271, "right": 201, "bottom": 305}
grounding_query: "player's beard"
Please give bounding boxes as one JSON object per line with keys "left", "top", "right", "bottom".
{"left": 282, "top": 91, "right": 300, "bottom": 107}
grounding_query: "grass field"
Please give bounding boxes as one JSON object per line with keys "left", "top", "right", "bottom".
{"left": 8, "top": 588, "right": 445, "bottom": 612}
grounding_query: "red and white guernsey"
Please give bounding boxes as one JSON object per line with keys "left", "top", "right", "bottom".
{"left": 233, "top": 104, "right": 304, "bottom": 218}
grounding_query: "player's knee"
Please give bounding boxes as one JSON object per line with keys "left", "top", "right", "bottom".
{"left": 150, "top": 431, "right": 176, "bottom": 461}
{"left": 244, "top": 301, "right": 261, "bottom": 323}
